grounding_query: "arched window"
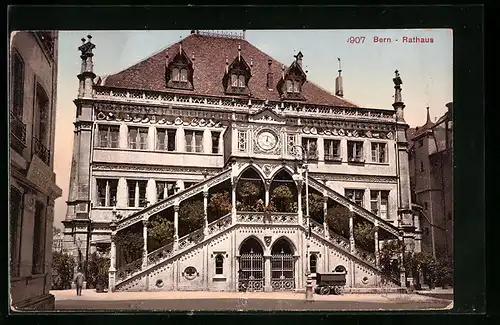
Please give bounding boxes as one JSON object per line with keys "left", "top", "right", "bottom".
{"left": 180, "top": 69, "right": 188, "bottom": 82}
{"left": 231, "top": 74, "right": 238, "bottom": 87}
{"left": 172, "top": 68, "right": 180, "bottom": 81}
{"left": 286, "top": 80, "right": 293, "bottom": 93}
{"left": 309, "top": 254, "right": 317, "bottom": 274}
{"left": 293, "top": 80, "right": 300, "bottom": 93}
{"left": 215, "top": 254, "right": 224, "bottom": 275}
{"left": 238, "top": 75, "right": 245, "bottom": 88}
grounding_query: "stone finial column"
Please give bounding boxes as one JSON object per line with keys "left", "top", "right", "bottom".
{"left": 231, "top": 177, "right": 237, "bottom": 224}
{"left": 109, "top": 219, "right": 117, "bottom": 292}
{"left": 146, "top": 179, "right": 157, "bottom": 205}
{"left": 117, "top": 178, "right": 127, "bottom": 208}
{"left": 399, "top": 233, "right": 407, "bottom": 287}
{"left": 264, "top": 179, "right": 270, "bottom": 206}
{"left": 173, "top": 205, "right": 180, "bottom": 251}
{"left": 374, "top": 221, "right": 380, "bottom": 268}
{"left": 142, "top": 219, "right": 149, "bottom": 269}
{"left": 148, "top": 126, "right": 155, "bottom": 151}
{"left": 323, "top": 195, "right": 329, "bottom": 239}
{"left": 177, "top": 127, "right": 185, "bottom": 152}
{"left": 264, "top": 255, "right": 272, "bottom": 292}
{"left": 203, "top": 190, "right": 209, "bottom": 235}
{"left": 203, "top": 129, "right": 212, "bottom": 154}
{"left": 134, "top": 181, "right": 140, "bottom": 208}
{"left": 349, "top": 206, "right": 355, "bottom": 253}
{"left": 296, "top": 179, "right": 303, "bottom": 225}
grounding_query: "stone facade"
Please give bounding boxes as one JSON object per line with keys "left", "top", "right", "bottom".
{"left": 408, "top": 104, "right": 453, "bottom": 260}
{"left": 9, "top": 31, "right": 62, "bottom": 310}
{"left": 62, "top": 31, "right": 420, "bottom": 292}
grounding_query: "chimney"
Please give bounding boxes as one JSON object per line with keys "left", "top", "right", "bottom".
{"left": 335, "top": 57, "right": 343, "bottom": 97}
{"left": 267, "top": 59, "right": 273, "bottom": 90}
{"left": 242, "top": 29, "right": 246, "bottom": 39}
{"left": 190, "top": 30, "right": 196, "bottom": 34}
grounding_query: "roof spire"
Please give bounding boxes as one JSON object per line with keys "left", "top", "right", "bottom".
{"left": 225, "top": 56, "right": 229, "bottom": 73}
{"left": 335, "top": 57, "right": 344, "bottom": 97}
{"left": 179, "top": 41, "right": 182, "bottom": 54}
{"left": 238, "top": 44, "right": 241, "bottom": 61}
{"left": 426, "top": 106, "right": 431, "bottom": 124}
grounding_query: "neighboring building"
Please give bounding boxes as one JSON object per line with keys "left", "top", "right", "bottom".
{"left": 52, "top": 232, "right": 64, "bottom": 253}
{"left": 62, "top": 30, "right": 420, "bottom": 292}
{"left": 407, "top": 104, "right": 453, "bottom": 261}
{"left": 9, "top": 31, "right": 63, "bottom": 310}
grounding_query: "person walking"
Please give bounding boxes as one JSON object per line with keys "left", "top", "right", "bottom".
{"left": 74, "top": 269, "right": 85, "bottom": 296}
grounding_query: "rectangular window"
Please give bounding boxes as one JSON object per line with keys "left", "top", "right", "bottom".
{"left": 231, "top": 74, "right": 238, "bottom": 87}
{"left": 128, "top": 127, "right": 148, "bottom": 150}
{"left": 238, "top": 75, "right": 245, "bottom": 88}
{"left": 12, "top": 52, "right": 24, "bottom": 117}
{"left": 324, "top": 139, "right": 341, "bottom": 161}
{"left": 345, "top": 189, "right": 364, "bottom": 207}
{"left": 96, "top": 179, "right": 118, "bottom": 207}
{"left": 185, "top": 130, "right": 204, "bottom": 153}
{"left": 286, "top": 80, "right": 293, "bottom": 93}
{"left": 172, "top": 68, "right": 180, "bottom": 82}
{"left": 238, "top": 130, "right": 247, "bottom": 152}
{"left": 293, "top": 80, "right": 300, "bottom": 93}
{"left": 157, "top": 129, "right": 176, "bottom": 151}
{"left": 156, "top": 181, "right": 176, "bottom": 201}
{"left": 35, "top": 84, "right": 50, "bottom": 145}
{"left": 97, "top": 125, "right": 119, "bottom": 148}
{"left": 127, "top": 180, "right": 148, "bottom": 207}
{"left": 347, "top": 141, "right": 364, "bottom": 162}
{"left": 212, "top": 132, "right": 220, "bottom": 153}
{"left": 32, "top": 201, "right": 46, "bottom": 274}
{"left": 180, "top": 69, "right": 188, "bottom": 82}
{"left": 370, "top": 190, "right": 390, "bottom": 218}
{"left": 302, "top": 137, "right": 318, "bottom": 160}
{"left": 371, "top": 142, "right": 387, "bottom": 163}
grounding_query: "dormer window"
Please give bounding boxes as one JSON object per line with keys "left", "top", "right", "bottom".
{"left": 165, "top": 43, "right": 194, "bottom": 90}
{"left": 223, "top": 45, "right": 252, "bottom": 96}
{"left": 277, "top": 52, "right": 307, "bottom": 101}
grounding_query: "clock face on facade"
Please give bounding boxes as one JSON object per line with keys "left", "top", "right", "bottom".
{"left": 257, "top": 130, "right": 278, "bottom": 151}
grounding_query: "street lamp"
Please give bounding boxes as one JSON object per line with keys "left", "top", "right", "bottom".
{"left": 292, "top": 144, "right": 314, "bottom": 301}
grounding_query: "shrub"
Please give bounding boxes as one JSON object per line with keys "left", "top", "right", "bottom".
{"left": 87, "top": 252, "right": 111, "bottom": 287}
{"left": 354, "top": 221, "right": 375, "bottom": 252}
{"left": 207, "top": 191, "right": 232, "bottom": 222}
{"left": 378, "top": 239, "right": 403, "bottom": 280}
{"left": 115, "top": 230, "right": 143, "bottom": 265}
{"left": 271, "top": 185, "right": 295, "bottom": 212}
{"left": 148, "top": 218, "right": 174, "bottom": 252}
{"left": 237, "top": 181, "right": 262, "bottom": 210}
{"left": 179, "top": 200, "right": 204, "bottom": 237}
{"left": 302, "top": 193, "right": 324, "bottom": 222}
{"left": 325, "top": 205, "right": 350, "bottom": 238}
{"left": 51, "top": 251, "right": 76, "bottom": 290}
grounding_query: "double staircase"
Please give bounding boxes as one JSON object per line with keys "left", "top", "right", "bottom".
{"left": 114, "top": 169, "right": 402, "bottom": 291}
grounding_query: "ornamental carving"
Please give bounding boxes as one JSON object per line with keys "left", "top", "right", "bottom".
{"left": 309, "top": 173, "right": 397, "bottom": 184}
{"left": 264, "top": 236, "right": 272, "bottom": 247}
{"left": 93, "top": 163, "right": 222, "bottom": 175}
{"left": 301, "top": 125, "right": 394, "bottom": 140}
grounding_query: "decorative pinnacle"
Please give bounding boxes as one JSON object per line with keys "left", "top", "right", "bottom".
{"left": 81, "top": 38, "right": 86, "bottom": 44}
{"left": 337, "top": 57, "right": 342, "bottom": 74}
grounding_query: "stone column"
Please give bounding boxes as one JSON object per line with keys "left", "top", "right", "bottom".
{"left": 177, "top": 127, "right": 185, "bottom": 152}
{"left": 296, "top": 180, "right": 303, "bottom": 225}
{"left": 364, "top": 189, "right": 370, "bottom": 210}
{"left": 108, "top": 220, "right": 117, "bottom": 292}
{"left": 399, "top": 233, "right": 407, "bottom": 287}
{"left": 323, "top": 195, "right": 329, "bottom": 239}
{"left": 203, "top": 190, "right": 209, "bottom": 235}
{"left": 203, "top": 129, "right": 211, "bottom": 154}
{"left": 231, "top": 179, "right": 237, "bottom": 224}
{"left": 173, "top": 205, "right": 179, "bottom": 251}
{"left": 134, "top": 181, "right": 139, "bottom": 208}
{"left": 117, "top": 178, "right": 127, "bottom": 208}
{"left": 349, "top": 208, "right": 355, "bottom": 253}
{"left": 264, "top": 255, "right": 272, "bottom": 292}
{"left": 341, "top": 138, "right": 348, "bottom": 161}
{"left": 176, "top": 180, "right": 185, "bottom": 192}
{"left": 119, "top": 123, "right": 128, "bottom": 149}
{"left": 142, "top": 220, "right": 149, "bottom": 269}
{"left": 374, "top": 221, "right": 380, "bottom": 268}
{"left": 146, "top": 179, "right": 157, "bottom": 205}
{"left": 317, "top": 137, "right": 324, "bottom": 162}
{"left": 148, "top": 125, "right": 155, "bottom": 151}
{"left": 264, "top": 180, "right": 270, "bottom": 206}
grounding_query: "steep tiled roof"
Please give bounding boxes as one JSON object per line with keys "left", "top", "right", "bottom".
{"left": 101, "top": 33, "right": 357, "bottom": 107}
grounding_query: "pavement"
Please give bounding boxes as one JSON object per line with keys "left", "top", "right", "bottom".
{"left": 51, "top": 289, "right": 454, "bottom": 311}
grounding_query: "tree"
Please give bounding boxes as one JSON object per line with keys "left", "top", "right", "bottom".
{"left": 52, "top": 251, "right": 75, "bottom": 290}
{"left": 354, "top": 221, "right": 375, "bottom": 252}
{"left": 179, "top": 200, "right": 204, "bottom": 237}
{"left": 302, "top": 193, "right": 324, "bottom": 222}
{"left": 87, "top": 252, "right": 110, "bottom": 289}
{"left": 271, "top": 185, "right": 295, "bottom": 212}
{"left": 148, "top": 218, "right": 174, "bottom": 252}
{"left": 325, "top": 204, "right": 350, "bottom": 238}
{"left": 378, "top": 239, "right": 403, "bottom": 280}
{"left": 237, "top": 181, "right": 261, "bottom": 210}
{"left": 207, "top": 191, "right": 232, "bottom": 222}
{"left": 115, "top": 229, "right": 143, "bottom": 265}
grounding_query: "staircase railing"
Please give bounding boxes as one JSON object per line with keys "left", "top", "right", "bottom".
{"left": 116, "top": 213, "right": 233, "bottom": 284}
{"left": 116, "top": 168, "right": 231, "bottom": 231}
{"left": 308, "top": 177, "right": 400, "bottom": 237}
{"left": 236, "top": 211, "right": 298, "bottom": 224}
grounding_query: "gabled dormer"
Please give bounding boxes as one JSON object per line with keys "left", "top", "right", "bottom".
{"left": 223, "top": 45, "right": 253, "bottom": 96}
{"left": 277, "top": 51, "right": 307, "bottom": 101}
{"left": 165, "top": 42, "right": 194, "bottom": 90}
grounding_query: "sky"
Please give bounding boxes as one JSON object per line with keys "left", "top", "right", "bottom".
{"left": 53, "top": 29, "right": 453, "bottom": 230}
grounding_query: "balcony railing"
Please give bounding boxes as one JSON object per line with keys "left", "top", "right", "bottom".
{"left": 32, "top": 136, "right": 51, "bottom": 165}
{"left": 10, "top": 110, "right": 26, "bottom": 154}
{"left": 324, "top": 154, "right": 342, "bottom": 162}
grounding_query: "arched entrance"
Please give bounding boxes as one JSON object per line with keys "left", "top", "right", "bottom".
{"left": 238, "top": 237, "right": 264, "bottom": 291}
{"left": 271, "top": 237, "right": 295, "bottom": 291}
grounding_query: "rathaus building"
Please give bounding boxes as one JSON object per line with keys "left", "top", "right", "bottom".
{"left": 62, "top": 30, "right": 421, "bottom": 292}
